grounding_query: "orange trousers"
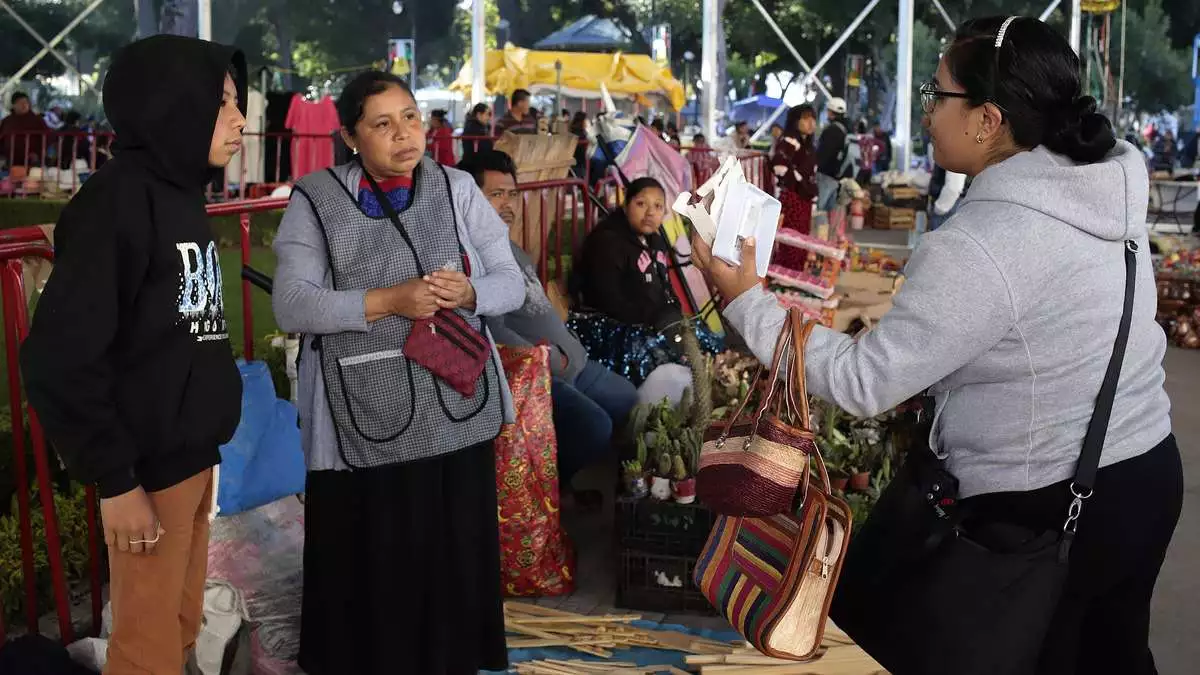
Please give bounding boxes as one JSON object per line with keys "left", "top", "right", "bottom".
{"left": 104, "top": 469, "right": 213, "bottom": 675}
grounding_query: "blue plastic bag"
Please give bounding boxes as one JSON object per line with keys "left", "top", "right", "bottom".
{"left": 216, "top": 361, "right": 306, "bottom": 516}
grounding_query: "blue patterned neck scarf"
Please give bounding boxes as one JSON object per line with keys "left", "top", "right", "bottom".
{"left": 357, "top": 174, "right": 413, "bottom": 217}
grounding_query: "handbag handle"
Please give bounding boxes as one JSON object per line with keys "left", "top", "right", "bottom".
{"left": 784, "top": 315, "right": 818, "bottom": 429}
{"left": 715, "top": 308, "right": 796, "bottom": 444}
{"left": 784, "top": 314, "right": 833, "bottom": 501}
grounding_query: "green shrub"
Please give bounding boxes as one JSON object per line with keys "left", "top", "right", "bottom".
{"left": 0, "top": 482, "right": 94, "bottom": 628}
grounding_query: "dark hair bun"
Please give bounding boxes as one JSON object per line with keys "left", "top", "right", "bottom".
{"left": 948, "top": 18, "right": 1119, "bottom": 165}
{"left": 1045, "top": 94, "right": 1116, "bottom": 164}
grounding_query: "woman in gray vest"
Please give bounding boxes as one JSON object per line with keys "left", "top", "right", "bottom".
{"left": 272, "top": 71, "right": 524, "bottom": 675}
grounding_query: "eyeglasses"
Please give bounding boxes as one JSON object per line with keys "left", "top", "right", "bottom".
{"left": 919, "top": 81, "right": 971, "bottom": 114}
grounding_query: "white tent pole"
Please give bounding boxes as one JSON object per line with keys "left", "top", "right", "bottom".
{"left": 702, "top": 0, "right": 719, "bottom": 140}
{"left": 1116, "top": 0, "right": 1126, "bottom": 124}
{"left": 896, "top": 0, "right": 914, "bottom": 171}
{"left": 1069, "top": 0, "right": 1082, "bottom": 54}
{"left": 930, "top": 0, "right": 955, "bottom": 32}
{"left": 748, "top": 0, "right": 881, "bottom": 144}
{"left": 198, "top": 0, "right": 211, "bottom": 41}
{"left": 0, "top": 0, "right": 105, "bottom": 100}
{"left": 746, "top": 0, "right": 833, "bottom": 102}
{"left": 0, "top": 0, "right": 94, "bottom": 92}
{"left": 1039, "top": 0, "right": 1062, "bottom": 22}
{"left": 471, "top": 0, "right": 487, "bottom": 106}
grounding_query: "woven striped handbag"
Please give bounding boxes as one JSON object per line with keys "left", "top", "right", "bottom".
{"left": 694, "top": 489, "right": 852, "bottom": 660}
{"left": 694, "top": 312, "right": 851, "bottom": 659}
{"left": 696, "top": 310, "right": 818, "bottom": 517}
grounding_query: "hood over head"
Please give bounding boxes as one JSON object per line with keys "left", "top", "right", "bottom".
{"left": 962, "top": 140, "right": 1148, "bottom": 242}
{"left": 103, "top": 35, "right": 246, "bottom": 187}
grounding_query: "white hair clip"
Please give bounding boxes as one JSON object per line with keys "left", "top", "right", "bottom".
{"left": 995, "top": 16, "right": 1018, "bottom": 49}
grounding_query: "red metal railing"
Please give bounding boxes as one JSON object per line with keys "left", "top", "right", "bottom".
{"left": 6, "top": 132, "right": 775, "bottom": 202}
{"left": 513, "top": 178, "right": 594, "bottom": 287}
{"left": 205, "top": 197, "right": 291, "bottom": 361}
{"left": 0, "top": 226, "right": 96, "bottom": 647}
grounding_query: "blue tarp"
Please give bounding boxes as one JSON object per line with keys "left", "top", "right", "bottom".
{"left": 482, "top": 620, "right": 741, "bottom": 674}
{"left": 216, "top": 360, "right": 306, "bottom": 516}
{"left": 729, "top": 95, "right": 786, "bottom": 129}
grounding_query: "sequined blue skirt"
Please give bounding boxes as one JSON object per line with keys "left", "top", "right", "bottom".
{"left": 566, "top": 312, "right": 725, "bottom": 386}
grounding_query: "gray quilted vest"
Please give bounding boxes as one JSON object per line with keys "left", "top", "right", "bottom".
{"left": 293, "top": 158, "right": 502, "bottom": 467}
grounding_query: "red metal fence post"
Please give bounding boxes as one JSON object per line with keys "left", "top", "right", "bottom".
{"left": 240, "top": 212, "right": 254, "bottom": 361}
{"left": 2, "top": 256, "right": 73, "bottom": 643}
{"left": 1, "top": 260, "right": 41, "bottom": 636}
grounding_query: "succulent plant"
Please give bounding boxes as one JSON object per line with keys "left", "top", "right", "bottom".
{"left": 671, "top": 454, "right": 689, "bottom": 481}
{"left": 657, "top": 449, "right": 674, "bottom": 477}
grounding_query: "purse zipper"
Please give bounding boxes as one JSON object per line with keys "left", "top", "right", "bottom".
{"left": 436, "top": 315, "right": 488, "bottom": 351}
{"left": 428, "top": 321, "right": 478, "bottom": 356}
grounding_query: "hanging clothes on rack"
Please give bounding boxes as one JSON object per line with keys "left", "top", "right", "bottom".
{"left": 284, "top": 94, "right": 339, "bottom": 180}
{"left": 226, "top": 88, "right": 267, "bottom": 187}
{"left": 264, "top": 91, "right": 294, "bottom": 183}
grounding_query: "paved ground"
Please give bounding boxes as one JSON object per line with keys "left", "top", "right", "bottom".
{"left": 1149, "top": 347, "right": 1199, "bottom": 675}
{"left": 552, "top": 347, "right": 1200, "bottom": 670}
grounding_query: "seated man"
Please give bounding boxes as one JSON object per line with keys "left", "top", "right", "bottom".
{"left": 460, "top": 150, "right": 639, "bottom": 508}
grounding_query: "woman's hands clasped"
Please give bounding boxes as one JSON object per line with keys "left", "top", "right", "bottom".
{"left": 366, "top": 272, "right": 478, "bottom": 323}
{"left": 424, "top": 270, "right": 477, "bottom": 311}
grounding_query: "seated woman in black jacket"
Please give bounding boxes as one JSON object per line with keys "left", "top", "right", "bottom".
{"left": 570, "top": 177, "right": 723, "bottom": 384}
{"left": 578, "top": 177, "right": 682, "bottom": 329}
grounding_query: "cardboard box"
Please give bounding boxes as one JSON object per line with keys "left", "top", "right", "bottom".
{"left": 832, "top": 271, "right": 900, "bottom": 332}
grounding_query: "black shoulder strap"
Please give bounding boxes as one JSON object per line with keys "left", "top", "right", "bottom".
{"left": 1073, "top": 239, "right": 1138, "bottom": 492}
{"left": 360, "top": 158, "right": 428, "bottom": 277}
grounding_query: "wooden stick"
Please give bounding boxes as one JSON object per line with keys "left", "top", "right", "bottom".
{"left": 506, "top": 638, "right": 620, "bottom": 649}
{"left": 512, "top": 614, "right": 643, "bottom": 624}
{"left": 505, "top": 620, "right": 612, "bottom": 658}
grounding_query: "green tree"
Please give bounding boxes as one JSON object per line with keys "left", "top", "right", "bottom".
{"left": 1112, "top": 0, "right": 1193, "bottom": 112}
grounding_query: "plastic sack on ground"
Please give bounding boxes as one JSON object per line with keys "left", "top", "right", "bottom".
{"left": 216, "top": 361, "right": 305, "bottom": 517}
{"left": 207, "top": 497, "right": 305, "bottom": 675}
{"left": 495, "top": 345, "right": 575, "bottom": 597}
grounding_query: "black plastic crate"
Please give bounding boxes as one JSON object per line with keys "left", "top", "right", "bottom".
{"left": 615, "top": 497, "right": 717, "bottom": 557}
{"left": 615, "top": 548, "right": 717, "bottom": 615}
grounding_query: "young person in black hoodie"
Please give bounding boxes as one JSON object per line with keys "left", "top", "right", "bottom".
{"left": 21, "top": 36, "right": 246, "bottom": 675}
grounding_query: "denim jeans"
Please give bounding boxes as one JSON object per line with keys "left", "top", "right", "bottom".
{"left": 551, "top": 361, "right": 638, "bottom": 486}
{"left": 816, "top": 173, "right": 839, "bottom": 212}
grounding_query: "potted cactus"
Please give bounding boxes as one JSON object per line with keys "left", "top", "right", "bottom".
{"left": 622, "top": 436, "right": 649, "bottom": 499}
{"left": 623, "top": 321, "right": 713, "bottom": 504}
{"left": 650, "top": 444, "right": 673, "bottom": 500}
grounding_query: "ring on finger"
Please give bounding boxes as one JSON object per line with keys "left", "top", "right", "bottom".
{"left": 129, "top": 531, "right": 161, "bottom": 545}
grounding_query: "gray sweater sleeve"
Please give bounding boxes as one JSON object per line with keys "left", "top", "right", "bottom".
{"left": 451, "top": 171, "right": 524, "bottom": 317}
{"left": 271, "top": 192, "right": 370, "bottom": 335}
{"left": 723, "top": 228, "right": 1015, "bottom": 417}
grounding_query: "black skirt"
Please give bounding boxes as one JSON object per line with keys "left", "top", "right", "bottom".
{"left": 298, "top": 441, "right": 508, "bottom": 675}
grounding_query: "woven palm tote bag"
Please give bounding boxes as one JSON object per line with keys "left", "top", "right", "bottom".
{"left": 696, "top": 310, "right": 819, "bottom": 516}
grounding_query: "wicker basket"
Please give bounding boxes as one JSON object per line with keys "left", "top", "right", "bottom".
{"left": 495, "top": 132, "right": 580, "bottom": 265}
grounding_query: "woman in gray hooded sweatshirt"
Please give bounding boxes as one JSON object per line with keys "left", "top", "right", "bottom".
{"left": 695, "top": 16, "right": 1180, "bottom": 675}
